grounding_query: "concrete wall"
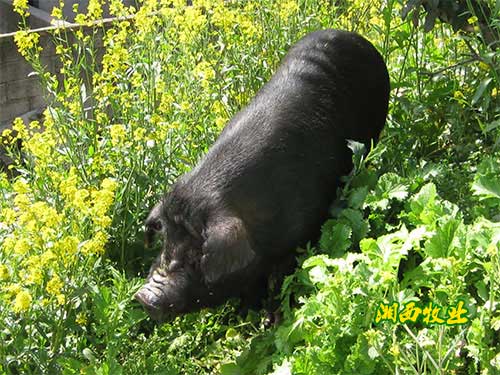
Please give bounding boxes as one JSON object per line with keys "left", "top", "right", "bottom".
{"left": 35, "top": 0, "right": 137, "bottom": 22}
{"left": 0, "top": 30, "right": 57, "bottom": 129}
{"left": 0, "top": 0, "right": 53, "bottom": 34}
{"left": 0, "top": 0, "right": 139, "bottom": 131}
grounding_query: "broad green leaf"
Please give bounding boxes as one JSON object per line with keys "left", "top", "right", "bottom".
{"left": 361, "top": 226, "right": 413, "bottom": 270}
{"left": 340, "top": 208, "right": 368, "bottom": 244}
{"left": 348, "top": 186, "right": 369, "bottom": 209}
{"left": 472, "top": 156, "right": 500, "bottom": 201}
{"left": 472, "top": 175, "right": 500, "bottom": 201}
{"left": 424, "top": 219, "right": 461, "bottom": 258}
{"left": 365, "top": 172, "right": 409, "bottom": 210}
{"left": 410, "top": 182, "right": 437, "bottom": 217}
{"left": 319, "top": 221, "right": 352, "bottom": 257}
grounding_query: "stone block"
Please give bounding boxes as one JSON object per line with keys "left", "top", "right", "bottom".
{"left": 7, "top": 78, "right": 43, "bottom": 101}
{"left": 0, "top": 99, "right": 30, "bottom": 123}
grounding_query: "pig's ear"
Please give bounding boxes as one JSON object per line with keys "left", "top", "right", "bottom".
{"left": 200, "top": 217, "right": 256, "bottom": 285}
{"left": 144, "top": 202, "right": 164, "bottom": 248}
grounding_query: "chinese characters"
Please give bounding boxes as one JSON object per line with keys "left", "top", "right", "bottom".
{"left": 374, "top": 300, "right": 469, "bottom": 325}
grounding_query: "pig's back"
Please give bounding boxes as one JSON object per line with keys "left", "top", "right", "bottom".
{"left": 184, "top": 29, "right": 389, "bottom": 253}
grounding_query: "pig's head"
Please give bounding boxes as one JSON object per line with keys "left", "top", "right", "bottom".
{"left": 135, "top": 194, "right": 259, "bottom": 321}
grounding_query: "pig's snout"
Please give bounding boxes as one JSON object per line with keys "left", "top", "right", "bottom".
{"left": 135, "top": 286, "right": 164, "bottom": 320}
{"left": 134, "top": 273, "right": 173, "bottom": 320}
{"left": 135, "top": 271, "right": 188, "bottom": 320}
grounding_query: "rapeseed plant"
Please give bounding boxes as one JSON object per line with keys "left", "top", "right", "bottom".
{"left": 12, "top": 290, "right": 32, "bottom": 313}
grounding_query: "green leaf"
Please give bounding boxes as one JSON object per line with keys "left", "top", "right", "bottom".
{"left": 302, "top": 254, "right": 332, "bottom": 269}
{"left": 472, "top": 156, "right": 500, "bottom": 202}
{"left": 347, "top": 139, "right": 366, "bottom": 171}
{"left": 424, "top": 219, "right": 461, "bottom": 258}
{"left": 410, "top": 182, "right": 437, "bottom": 214}
{"left": 365, "top": 172, "right": 408, "bottom": 210}
{"left": 472, "top": 78, "right": 493, "bottom": 105}
{"left": 348, "top": 186, "right": 369, "bottom": 210}
{"left": 407, "top": 182, "right": 452, "bottom": 226}
{"left": 360, "top": 226, "right": 411, "bottom": 270}
{"left": 340, "top": 208, "right": 368, "bottom": 244}
{"left": 82, "top": 348, "right": 97, "bottom": 364}
{"left": 319, "top": 221, "right": 352, "bottom": 257}
{"left": 485, "top": 119, "right": 500, "bottom": 133}
{"left": 225, "top": 327, "right": 239, "bottom": 340}
{"left": 472, "top": 176, "right": 500, "bottom": 201}
{"left": 220, "top": 363, "right": 241, "bottom": 375}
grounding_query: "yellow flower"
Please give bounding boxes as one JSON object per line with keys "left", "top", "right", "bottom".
{"left": 26, "top": 266, "right": 43, "bottom": 285}
{"left": 75, "top": 13, "right": 86, "bottom": 25}
{"left": 13, "top": 0, "right": 29, "bottom": 16}
{"left": 28, "top": 120, "right": 41, "bottom": 130}
{"left": 215, "top": 117, "right": 227, "bottom": 129}
{"left": 14, "top": 238, "right": 30, "bottom": 255}
{"left": 389, "top": 344, "right": 400, "bottom": 357}
{"left": 14, "top": 30, "right": 40, "bottom": 58}
{"left": 109, "top": 0, "right": 126, "bottom": 16}
{"left": 12, "top": 290, "right": 32, "bottom": 313}
{"left": 194, "top": 61, "right": 215, "bottom": 88}
{"left": 159, "top": 94, "right": 175, "bottom": 113}
{"left": 467, "top": 16, "right": 478, "bottom": 25}
{"left": 2, "top": 208, "right": 17, "bottom": 225}
{"left": 40, "top": 250, "right": 56, "bottom": 265}
{"left": 3, "top": 283, "right": 22, "bottom": 298}
{"left": 2, "top": 128, "right": 14, "bottom": 145}
{"left": 46, "top": 274, "right": 63, "bottom": 296}
{"left": 93, "top": 215, "right": 112, "bottom": 228}
{"left": 238, "top": 15, "right": 259, "bottom": 39}
{"left": 87, "top": 0, "right": 103, "bottom": 21}
{"left": 180, "top": 101, "right": 191, "bottom": 111}
{"left": 14, "top": 193, "right": 30, "bottom": 210}
{"left": 53, "top": 237, "right": 79, "bottom": 265}
{"left": 76, "top": 312, "right": 87, "bottom": 326}
{"left": 101, "top": 178, "right": 117, "bottom": 194}
{"left": 479, "top": 61, "right": 490, "bottom": 71}
{"left": 110, "top": 124, "right": 127, "bottom": 146}
{"left": 59, "top": 169, "right": 79, "bottom": 199}
{"left": 0, "top": 265, "right": 9, "bottom": 281}
{"left": 51, "top": 6, "right": 63, "bottom": 19}
{"left": 81, "top": 231, "right": 108, "bottom": 255}
{"left": 2, "top": 237, "right": 16, "bottom": 253}
{"left": 13, "top": 179, "right": 29, "bottom": 194}
{"left": 12, "top": 117, "right": 28, "bottom": 140}
{"left": 73, "top": 189, "right": 90, "bottom": 211}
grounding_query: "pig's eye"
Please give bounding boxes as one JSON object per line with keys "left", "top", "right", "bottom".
{"left": 145, "top": 217, "right": 164, "bottom": 248}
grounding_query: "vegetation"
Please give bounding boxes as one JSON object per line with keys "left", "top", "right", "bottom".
{"left": 0, "top": 0, "right": 499, "bottom": 373}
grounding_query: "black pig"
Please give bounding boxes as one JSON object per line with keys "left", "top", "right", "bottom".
{"left": 135, "top": 29, "right": 390, "bottom": 321}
